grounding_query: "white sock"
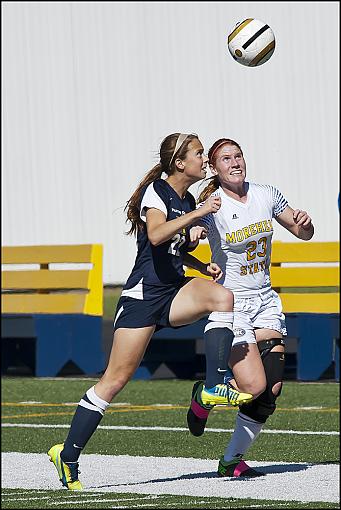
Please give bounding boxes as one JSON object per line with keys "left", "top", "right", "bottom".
{"left": 224, "top": 411, "right": 263, "bottom": 462}
{"left": 82, "top": 385, "right": 110, "bottom": 414}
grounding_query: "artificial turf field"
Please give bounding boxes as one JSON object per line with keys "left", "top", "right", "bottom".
{"left": 1, "top": 377, "right": 339, "bottom": 509}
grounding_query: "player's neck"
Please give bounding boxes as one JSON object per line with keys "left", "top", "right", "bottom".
{"left": 221, "top": 182, "right": 248, "bottom": 203}
{"left": 166, "top": 176, "right": 189, "bottom": 199}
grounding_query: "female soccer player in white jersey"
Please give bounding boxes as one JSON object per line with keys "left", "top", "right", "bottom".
{"left": 47, "top": 133, "right": 253, "bottom": 490}
{"left": 187, "top": 137, "right": 314, "bottom": 478}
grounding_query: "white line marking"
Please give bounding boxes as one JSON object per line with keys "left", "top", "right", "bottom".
{"left": 1, "top": 453, "right": 339, "bottom": 503}
{"left": 48, "top": 498, "right": 159, "bottom": 507}
{"left": 1, "top": 423, "right": 339, "bottom": 435}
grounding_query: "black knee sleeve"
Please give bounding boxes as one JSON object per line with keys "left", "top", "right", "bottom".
{"left": 239, "top": 338, "right": 285, "bottom": 423}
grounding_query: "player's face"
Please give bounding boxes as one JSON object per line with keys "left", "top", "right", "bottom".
{"left": 181, "top": 139, "right": 209, "bottom": 182}
{"left": 211, "top": 144, "right": 246, "bottom": 186}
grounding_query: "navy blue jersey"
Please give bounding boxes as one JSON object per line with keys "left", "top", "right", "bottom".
{"left": 122, "top": 179, "right": 196, "bottom": 299}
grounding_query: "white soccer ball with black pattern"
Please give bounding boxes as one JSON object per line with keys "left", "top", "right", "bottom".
{"left": 227, "top": 18, "right": 275, "bottom": 67}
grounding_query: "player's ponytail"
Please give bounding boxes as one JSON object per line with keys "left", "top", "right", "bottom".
{"left": 198, "top": 176, "right": 220, "bottom": 203}
{"left": 125, "top": 163, "right": 163, "bottom": 236}
{"left": 125, "top": 133, "right": 198, "bottom": 236}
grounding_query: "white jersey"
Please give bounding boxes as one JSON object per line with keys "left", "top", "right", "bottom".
{"left": 199, "top": 182, "right": 288, "bottom": 296}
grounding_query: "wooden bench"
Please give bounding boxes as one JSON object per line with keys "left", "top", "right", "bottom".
{"left": 1, "top": 244, "right": 105, "bottom": 377}
{"left": 150, "top": 241, "right": 340, "bottom": 381}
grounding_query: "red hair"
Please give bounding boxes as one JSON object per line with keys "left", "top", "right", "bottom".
{"left": 208, "top": 138, "right": 243, "bottom": 166}
{"left": 198, "top": 138, "right": 243, "bottom": 203}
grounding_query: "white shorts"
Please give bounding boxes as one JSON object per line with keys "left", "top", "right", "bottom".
{"left": 232, "top": 288, "right": 287, "bottom": 346}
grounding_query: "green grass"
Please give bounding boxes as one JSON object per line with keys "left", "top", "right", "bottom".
{"left": 2, "top": 379, "right": 339, "bottom": 462}
{"left": 1, "top": 378, "right": 339, "bottom": 509}
{"left": 1, "top": 489, "right": 338, "bottom": 509}
{"left": 279, "top": 287, "right": 339, "bottom": 293}
{"left": 103, "top": 286, "right": 121, "bottom": 319}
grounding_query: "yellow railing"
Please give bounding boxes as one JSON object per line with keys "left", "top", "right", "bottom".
{"left": 1, "top": 244, "right": 103, "bottom": 316}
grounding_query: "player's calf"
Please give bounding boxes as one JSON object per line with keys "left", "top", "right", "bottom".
{"left": 239, "top": 338, "right": 285, "bottom": 423}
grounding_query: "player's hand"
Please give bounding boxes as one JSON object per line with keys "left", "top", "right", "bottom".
{"left": 199, "top": 196, "right": 221, "bottom": 216}
{"left": 293, "top": 209, "right": 312, "bottom": 229}
{"left": 189, "top": 226, "right": 207, "bottom": 242}
{"left": 206, "top": 262, "right": 223, "bottom": 281}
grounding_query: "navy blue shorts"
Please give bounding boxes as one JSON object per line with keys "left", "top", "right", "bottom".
{"left": 113, "top": 282, "right": 187, "bottom": 332}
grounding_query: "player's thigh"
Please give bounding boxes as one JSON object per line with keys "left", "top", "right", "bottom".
{"left": 255, "top": 328, "right": 284, "bottom": 352}
{"left": 229, "top": 342, "right": 266, "bottom": 397}
{"left": 169, "top": 277, "right": 233, "bottom": 327}
{"left": 105, "top": 326, "right": 155, "bottom": 378}
{"left": 255, "top": 328, "right": 285, "bottom": 395}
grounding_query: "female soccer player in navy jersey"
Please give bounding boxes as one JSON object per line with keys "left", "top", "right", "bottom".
{"left": 48, "top": 133, "right": 253, "bottom": 490}
{"left": 187, "top": 137, "right": 314, "bottom": 478}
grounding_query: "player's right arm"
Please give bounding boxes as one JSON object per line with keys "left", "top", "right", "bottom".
{"left": 188, "top": 198, "right": 218, "bottom": 241}
{"left": 183, "top": 253, "right": 223, "bottom": 281}
{"left": 276, "top": 205, "right": 314, "bottom": 240}
{"left": 146, "top": 195, "right": 221, "bottom": 246}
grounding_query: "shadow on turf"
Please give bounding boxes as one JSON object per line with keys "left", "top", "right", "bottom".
{"left": 90, "top": 463, "right": 312, "bottom": 489}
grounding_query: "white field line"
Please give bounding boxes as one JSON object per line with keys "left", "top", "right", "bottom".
{"left": 49, "top": 498, "right": 160, "bottom": 507}
{"left": 26, "top": 378, "right": 338, "bottom": 384}
{"left": 2, "top": 497, "right": 154, "bottom": 506}
{"left": 1, "top": 423, "right": 339, "bottom": 435}
{"left": 1, "top": 453, "right": 339, "bottom": 503}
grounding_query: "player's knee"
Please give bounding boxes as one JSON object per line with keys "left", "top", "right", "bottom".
{"left": 239, "top": 392, "right": 277, "bottom": 424}
{"left": 210, "top": 287, "right": 233, "bottom": 312}
{"left": 272, "top": 381, "right": 282, "bottom": 396}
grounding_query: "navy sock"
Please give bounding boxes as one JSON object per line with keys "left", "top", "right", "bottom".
{"left": 61, "top": 386, "right": 109, "bottom": 463}
{"left": 204, "top": 322, "right": 234, "bottom": 389}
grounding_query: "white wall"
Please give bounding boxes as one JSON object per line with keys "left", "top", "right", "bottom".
{"left": 2, "top": 2, "right": 339, "bottom": 283}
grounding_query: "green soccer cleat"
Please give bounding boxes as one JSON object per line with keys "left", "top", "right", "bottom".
{"left": 48, "top": 443, "right": 83, "bottom": 490}
{"left": 218, "top": 455, "right": 265, "bottom": 477}
{"left": 201, "top": 382, "right": 253, "bottom": 406}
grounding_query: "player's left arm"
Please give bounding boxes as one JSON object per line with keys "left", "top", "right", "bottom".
{"left": 276, "top": 205, "right": 314, "bottom": 240}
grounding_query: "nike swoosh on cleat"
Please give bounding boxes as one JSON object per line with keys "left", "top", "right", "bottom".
{"left": 73, "top": 444, "right": 82, "bottom": 449}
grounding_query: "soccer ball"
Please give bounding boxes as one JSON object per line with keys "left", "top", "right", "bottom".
{"left": 227, "top": 18, "right": 275, "bottom": 67}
